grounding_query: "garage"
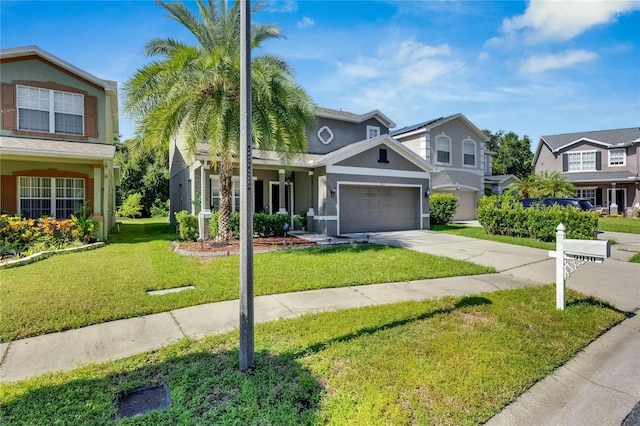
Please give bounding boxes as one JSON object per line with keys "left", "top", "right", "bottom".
{"left": 339, "top": 185, "right": 420, "bottom": 233}
{"left": 437, "top": 190, "right": 477, "bottom": 221}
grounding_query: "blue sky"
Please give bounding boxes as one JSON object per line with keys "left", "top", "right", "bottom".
{"left": 1, "top": 0, "right": 638, "bottom": 149}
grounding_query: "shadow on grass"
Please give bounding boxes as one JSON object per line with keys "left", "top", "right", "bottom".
{"left": 0, "top": 348, "right": 322, "bottom": 425}
{"left": 289, "top": 296, "right": 492, "bottom": 358}
{"left": 566, "top": 295, "right": 635, "bottom": 318}
{"left": 108, "top": 221, "right": 178, "bottom": 244}
{"left": 430, "top": 224, "right": 468, "bottom": 232}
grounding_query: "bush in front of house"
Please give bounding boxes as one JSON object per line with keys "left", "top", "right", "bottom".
{"left": 208, "top": 212, "right": 290, "bottom": 239}
{"left": 174, "top": 210, "right": 198, "bottom": 241}
{"left": 430, "top": 193, "right": 459, "bottom": 225}
{"left": 477, "top": 194, "right": 598, "bottom": 241}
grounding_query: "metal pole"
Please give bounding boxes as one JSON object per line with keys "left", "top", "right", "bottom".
{"left": 239, "top": 0, "right": 254, "bottom": 371}
{"left": 555, "top": 223, "right": 565, "bottom": 310}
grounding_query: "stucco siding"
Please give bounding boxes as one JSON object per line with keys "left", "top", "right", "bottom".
{"left": 334, "top": 146, "right": 423, "bottom": 171}
{"left": 428, "top": 119, "right": 483, "bottom": 171}
{"left": 307, "top": 116, "right": 388, "bottom": 155}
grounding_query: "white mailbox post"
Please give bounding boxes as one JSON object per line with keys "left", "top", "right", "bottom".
{"left": 548, "top": 224, "right": 610, "bottom": 310}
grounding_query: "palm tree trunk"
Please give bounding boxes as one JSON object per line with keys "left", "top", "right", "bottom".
{"left": 217, "top": 153, "right": 234, "bottom": 241}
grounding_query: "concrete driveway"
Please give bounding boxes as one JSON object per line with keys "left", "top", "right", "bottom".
{"left": 361, "top": 229, "right": 640, "bottom": 313}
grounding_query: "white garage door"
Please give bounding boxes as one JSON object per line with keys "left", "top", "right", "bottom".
{"left": 340, "top": 185, "right": 420, "bottom": 233}
{"left": 437, "top": 191, "right": 477, "bottom": 221}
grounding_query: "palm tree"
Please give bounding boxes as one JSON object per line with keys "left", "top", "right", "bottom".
{"left": 537, "top": 171, "right": 575, "bottom": 197}
{"left": 507, "top": 174, "right": 541, "bottom": 199}
{"left": 124, "top": 0, "right": 316, "bottom": 240}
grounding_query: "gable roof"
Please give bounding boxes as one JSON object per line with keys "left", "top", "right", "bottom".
{"left": 391, "top": 113, "right": 489, "bottom": 142}
{"left": 533, "top": 127, "right": 640, "bottom": 165}
{"left": 0, "top": 135, "right": 115, "bottom": 160}
{"left": 0, "top": 45, "right": 116, "bottom": 93}
{"left": 315, "top": 107, "right": 396, "bottom": 129}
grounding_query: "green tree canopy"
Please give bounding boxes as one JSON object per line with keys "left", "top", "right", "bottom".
{"left": 484, "top": 130, "right": 534, "bottom": 179}
{"left": 123, "top": 0, "right": 316, "bottom": 240}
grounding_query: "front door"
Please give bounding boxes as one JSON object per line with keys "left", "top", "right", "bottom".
{"left": 269, "top": 182, "right": 292, "bottom": 215}
{"left": 607, "top": 188, "right": 626, "bottom": 213}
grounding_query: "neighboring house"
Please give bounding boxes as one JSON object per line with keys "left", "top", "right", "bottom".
{"left": 0, "top": 46, "right": 119, "bottom": 240}
{"left": 169, "top": 107, "right": 433, "bottom": 236}
{"left": 533, "top": 128, "right": 640, "bottom": 214}
{"left": 391, "top": 113, "right": 513, "bottom": 220}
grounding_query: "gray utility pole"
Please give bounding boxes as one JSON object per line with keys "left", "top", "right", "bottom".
{"left": 239, "top": 0, "right": 254, "bottom": 371}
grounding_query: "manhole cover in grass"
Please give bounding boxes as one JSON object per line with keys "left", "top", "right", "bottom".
{"left": 146, "top": 285, "right": 195, "bottom": 296}
{"left": 117, "top": 384, "right": 171, "bottom": 418}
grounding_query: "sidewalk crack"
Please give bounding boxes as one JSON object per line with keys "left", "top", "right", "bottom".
{"left": 0, "top": 342, "right": 12, "bottom": 368}
{"left": 565, "top": 366, "right": 635, "bottom": 397}
{"left": 169, "top": 311, "right": 187, "bottom": 338}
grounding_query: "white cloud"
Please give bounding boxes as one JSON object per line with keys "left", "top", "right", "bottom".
{"left": 264, "top": 0, "right": 297, "bottom": 13}
{"left": 500, "top": 0, "right": 640, "bottom": 44}
{"left": 477, "top": 52, "right": 490, "bottom": 61}
{"left": 520, "top": 49, "right": 598, "bottom": 73}
{"left": 296, "top": 16, "right": 314, "bottom": 29}
{"left": 337, "top": 62, "right": 380, "bottom": 79}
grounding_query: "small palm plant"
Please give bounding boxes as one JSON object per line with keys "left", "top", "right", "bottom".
{"left": 70, "top": 203, "right": 100, "bottom": 243}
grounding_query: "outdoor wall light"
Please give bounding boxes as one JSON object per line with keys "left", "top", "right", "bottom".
{"left": 330, "top": 186, "right": 337, "bottom": 198}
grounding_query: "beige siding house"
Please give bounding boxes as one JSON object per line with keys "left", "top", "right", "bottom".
{"left": 170, "top": 107, "right": 434, "bottom": 236}
{"left": 0, "top": 46, "right": 119, "bottom": 240}
{"left": 533, "top": 128, "right": 640, "bottom": 214}
{"left": 391, "top": 113, "right": 508, "bottom": 220}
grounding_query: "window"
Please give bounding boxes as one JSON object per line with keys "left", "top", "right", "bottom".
{"left": 367, "top": 125, "right": 380, "bottom": 139}
{"left": 567, "top": 151, "right": 596, "bottom": 171}
{"left": 576, "top": 188, "right": 596, "bottom": 206}
{"left": 210, "top": 176, "right": 240, "bottom": 212}
{"left": 19, "top": 177, "right": 85, "bottom": 219}
{"left": 17, "top": 85, "right": 84, "bottom": 135}
{"left": 463, "top": 139, "right": 476, "bottom": 167}
{"left": 436, "top": 135, "right": 451, "bottom": 165}
{"left": 378, "top": 148, "right": 388, "bottom": 163}
{"left": 609, "top": 149, "right": 625, "bottom": 167}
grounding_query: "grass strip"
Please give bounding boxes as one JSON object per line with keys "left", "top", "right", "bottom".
{"left": 431, "top": 224, "right": 555, "bottom": 250}
{"left": 0, "top": 285, "right": 625, "bottom": 425}
{"left": 0, "top": 221, "right": 494, "bottom": 342}
{"left": 597, "top": 217, "right": 640, "bottom": 234}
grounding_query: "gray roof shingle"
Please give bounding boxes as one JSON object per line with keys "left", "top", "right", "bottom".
{"left": 541, "top": 128, "right": 640, "bottom": 151}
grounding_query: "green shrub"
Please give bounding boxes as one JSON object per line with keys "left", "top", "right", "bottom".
{"left": 208, "top": 212, "right": 289, "bottom": 239}
{"left": 118, "top": 193, "right": 143, "bottom": 218}
{"left": 430, "top": 193, "right": 459, "bottom": 225}
{"left": 477, "top": 194, "right": 598, "bottom": 242}
{"left": 174, "top": 210, "right": 198, "bottom": 241}
{"left": 208, "top": 211, "right": 240, "bottom": 239}
{"left": 150, "top": 198, "right": 169, "bottom": 218}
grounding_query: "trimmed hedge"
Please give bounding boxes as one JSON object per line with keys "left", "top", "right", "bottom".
{"left": 477, "top": 194, "right": 598, "bottom": 241}
{"left": 208, "top": 212, "right": 290, "bottom": 239}
{"left": 174, "top": 210, "right": 198, "bottom": 241}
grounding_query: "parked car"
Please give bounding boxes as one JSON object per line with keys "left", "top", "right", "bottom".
{"left": 520, "top": 197, "right": 595, "bottom": 211}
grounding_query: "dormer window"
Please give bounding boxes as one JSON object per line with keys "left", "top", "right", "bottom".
{"left": 367, "top": 125, "right": 380, "bottom": 139}
{"left": 435, "top": 134, "right": 451, "bottom": 165}
{"left": 17, "top": 85, "right": 84, "bottom": 135}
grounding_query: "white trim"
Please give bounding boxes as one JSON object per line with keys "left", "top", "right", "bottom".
{"left": 566, "top": 150, "right": 597, "bottom": 172}
{"left": 366, "top": 125, "right": 380, "bottom": 139}
{"left": 268, "top": 181, "right": 294, "bottom": 216}
{"left": 608, "top": 148, "right": 626, "bottom": 167}
{"left": 326, "top": 165, "right": 429, "bottom": 179}
{"left": 315, "top": 108, "right": 395, "bottom": 128}
{"left": 313, "top": 215, "right": 338, "bottom": 221}
{"left": 317, "top": 125, "right": 334, "bottom": 145}
{"left": 462, "top": 138, "right": 477, "bottom": 168}
{"left": 553, "top": 138, "right": 611, "bottom": 153}
{"left": 419, "top": 136, "right": 428, "bottom": 161}
{"left": 433, "top": 183, "right": 480, "bottom": 192}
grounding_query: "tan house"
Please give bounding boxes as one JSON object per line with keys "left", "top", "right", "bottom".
{"left": 170, "top": 107, "right": 434, "bottom": 236}
{"left": 391, "top": 113, "right": 512, "bottom": 220}
{"left": 0, "top": 46, "right": 119, "bottom": 240}
{"left": 533, "top": 128, "right": 640, "bottom": 214}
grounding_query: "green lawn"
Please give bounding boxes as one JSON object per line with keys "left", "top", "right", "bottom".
{"left": 0, "top": 286, "right": 625, "bottom": 425}
{"left": 431, "top": 224, "right": 556, "bottom": 250}
{"left": 0, "top": 219, "right": 494, "bottom": 342}
{"left": 597, "top": 217, "right": 640, "bottom": 234}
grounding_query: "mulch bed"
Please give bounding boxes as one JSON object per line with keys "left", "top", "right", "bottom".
{"left": 174, "top": 236, "right": 318, "bottom": 257}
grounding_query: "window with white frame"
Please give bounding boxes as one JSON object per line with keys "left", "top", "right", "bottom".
{"left": 17, "top": 85, "right": 84, "bottom": 135}
{"left": 576, "top": 188, "right": 596, "bottom": 206}
{"left": 19, "top": 177, "right": 85, "bottom": 219}
{"left": 463, "top": 139, "right": 476, "bottom": 167}
{"left": 366, "top": 125, "right": 380, "bottom": 139}
{"left": 436, "top": 135, "right": 451, "bottom": 165}
{"left": 567, "top": 151, "right": 596, "bottom": 171}
{"left": 608, "top": 149, "right": 625, "bottom": 167}
{"left": 210, "top": 176, "right": 240, "bottom": 211}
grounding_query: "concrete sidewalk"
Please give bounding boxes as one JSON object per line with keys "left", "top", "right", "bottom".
{"left": 1, "top": 229, "right": 638, "bottom": 425}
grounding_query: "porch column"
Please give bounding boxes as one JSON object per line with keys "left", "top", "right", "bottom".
{"left": 92, "top": 164, "right": 102, "bottom": 215}
{"left": 278, "top": 169, "right": 287, "bottom": 215}
{"left": 307, "top": 171, "right": 315, "bottom": 232}
{"left": 610, "top": 182, "right": 618, "bottom": 215}
{"left": 198, "top": 161, "right": 211, "bottom": 241}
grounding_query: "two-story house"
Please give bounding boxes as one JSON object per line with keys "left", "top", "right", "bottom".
{"left": 0, "top": 46, "right": 119, "bottom": 240}
{"left": 170, "top": 107, "right": 434, "bottom": 236}
{"left": 533, "top": 128, "right": 640, "bottom": 214}
{"left": 391, "top": 113, "right": 512, "bottom": 220}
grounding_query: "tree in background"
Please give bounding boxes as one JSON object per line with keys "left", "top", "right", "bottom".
{"left": 484, "top": 130, "right": 534, "bottom": 179}
{"left": 123, "top": 0, "right": 316, "bottom": 240}
{"left": 506, "top": 171, "right": 575, "bottom": 199}
{"left": 115, "top": 137, "right": 169, "bottom": 218}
